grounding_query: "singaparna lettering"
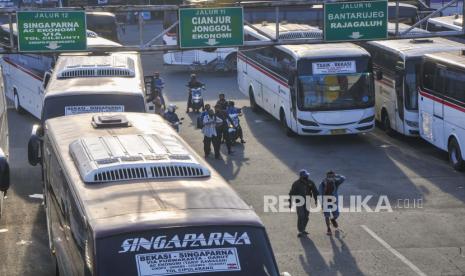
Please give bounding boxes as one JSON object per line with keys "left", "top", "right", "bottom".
{"left": 330, "top": 20, "right": 383, "bottom": 29}
{"left": 22, "top": 22, "right": 80, "bottom": 29}
{"left": 119, "top": 232, "right": 251, "bottom": 253}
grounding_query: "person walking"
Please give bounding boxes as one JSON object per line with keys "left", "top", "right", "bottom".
{"left": 319, "top": 171, "right": 346, "bottom": 236}
{"left": 202, "top": 109, "right": 222, "bottom": 159}
{"left": 289, "top": 169, "right": 318, "bottom": 237}
{"left": 197, "top": 104, "right": 211, "bottom": 129}
{"left": 214, "top": 105, "right": 233, "bottom": 154}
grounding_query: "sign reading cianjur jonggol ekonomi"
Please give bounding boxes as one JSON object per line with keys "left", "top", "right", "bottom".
{"left": 324, "top": 0, "right": 388, "bottom": 42}
{"left": 179, "top": 7, "right": 243, "bottom": 49}
{"left": 17, "top": 11, "right": 87, "bottom": 52}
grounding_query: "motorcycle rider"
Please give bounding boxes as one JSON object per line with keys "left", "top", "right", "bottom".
{"left": 164, "top": 104, "right": 180, "bottom": 131}
{"left": 146, "top": 88, "right": 164, "bottom": 116}
{"left": 227, "top": 101, "right": 245, "bottom": 144}
{"left": 216, "top": 93, "right": 228, "bottom": 111}
{"left": 152, "top": 71, "right": 165, "bottom": 108}
{"left": 186, "top": 74, "right": 204, "bottom": 113}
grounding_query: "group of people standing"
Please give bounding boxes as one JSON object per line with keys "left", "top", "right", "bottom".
{"left": 200, "top": 93, "right": 246, "bottom": 159}
{"left": 289, "top": 170, "right": 346, "bottom": 237}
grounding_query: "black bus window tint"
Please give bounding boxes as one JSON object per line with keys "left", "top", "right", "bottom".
{"left": 444, "top": 69, "right": 465, "bottom": 103}
{"left": 422, "top": 61, "right": 436, "bottom": 91}
{"left": 435, "top": 67, "right": 446, "bottom": 96}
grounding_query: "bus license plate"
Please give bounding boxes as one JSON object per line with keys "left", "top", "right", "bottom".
{"left": 331, "top": 129, "right": 346, "bottom": 135}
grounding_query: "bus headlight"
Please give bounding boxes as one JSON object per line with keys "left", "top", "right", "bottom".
{"left": 298, "top": 119, "right": 319, "bottom": 127}
{"left": 405, "top": 120, "right": 418, "bottom": 128}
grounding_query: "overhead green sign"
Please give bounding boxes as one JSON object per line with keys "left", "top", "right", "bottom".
{"left": 179, "top": 7, "right": 243, "bottom": 49}
{"left": 324, "top": 0, "right": 388, "bottom": 42}
{"left": 17, "top": 11, "right": 87, "bottom": 52}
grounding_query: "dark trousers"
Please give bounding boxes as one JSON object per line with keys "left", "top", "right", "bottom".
{"left": 187, "top": 93, "right": 192, "bottom": 110}
{"left": 204, "top": 135, "right": 220, "bottom": 157}
{"left": 296, "top": 206, "right": 309, "bottom": 233}
{"left": 217, "top": 126, "right": 232, "bottom": 153}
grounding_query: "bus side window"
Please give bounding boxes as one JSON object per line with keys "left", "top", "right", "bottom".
{"left": 422, "top": 61, "right": 437, "bottom": 91}
{"left": 444, "top": 68, "right": 465, "bottom": 103}
{"left": 395, "top": 70, "right": 404, "bottom": 120}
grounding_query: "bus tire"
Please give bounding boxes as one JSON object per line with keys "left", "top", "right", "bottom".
{"left": 382, "top": 110, "right": 394, "bottom": 136}
{"left": 225, "top": 53, "right": 237, "bottom": 71}
{"left": 280, "top": 111, "right": 295, "bottom": 137}
{"left": 13, "top": 91, "right": 25, "bottom": 114}
{"left": 448, "top": 138, "right": 465, "bottom": 171}
{"left": 249, "top": 88, "right": 259, "bottom": 113}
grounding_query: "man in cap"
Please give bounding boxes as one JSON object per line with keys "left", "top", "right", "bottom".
{"left": 289, "top": 169, "right": 318, "bottom": 237}
{"left": 319, "top": 171, "right": 345, "bottom": 235}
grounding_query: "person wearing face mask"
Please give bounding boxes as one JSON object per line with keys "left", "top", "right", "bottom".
{"left": 319, "top": 171, "right": 345, "bottom": 236}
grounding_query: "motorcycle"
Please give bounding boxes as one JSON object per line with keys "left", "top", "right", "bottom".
{"left": 190, "top": 86, "right": 205, "bottom": 113}
{"left": 227, "top": 113, "right": 241, "bottom": 144}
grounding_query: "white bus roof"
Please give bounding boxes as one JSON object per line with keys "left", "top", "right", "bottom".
{"left": 427, "top": 15, "right": 462, "bottom": 31}
{"left": 366, "top": 37, "right": 465, "bottom": 58}
{"left": 45, "top": 51, "right": 144, "bottom": 97}
{"left": 245, "top": 24, "right": 370, "bottom": 59}
{"left": 424, "top": 51, "right": 465, "bottom": 69}
{"left": 387, "top": 22, "right": 430, "bottom": 36}
{"left": 46, "top": 113, "right": 260, "bottom": 235}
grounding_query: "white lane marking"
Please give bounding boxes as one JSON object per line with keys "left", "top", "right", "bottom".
{"left": 16, "top": 240, "right": 32, "bottom": 245}
{"left": 0, "top": 228, "right": 8, "bottom": 233}
{"left": 361, "top": 225, "right": 427, "bottom": 276}
{"left": 28, "top": 194, "right": 43, "bottom": 199}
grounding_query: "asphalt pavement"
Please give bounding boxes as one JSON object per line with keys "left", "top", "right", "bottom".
{"left": 0, "top": 21, "right": 464, "bottom": 276}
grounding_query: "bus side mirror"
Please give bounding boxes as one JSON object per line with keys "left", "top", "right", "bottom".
{"left": 0, "top": 148, "right": 10, "bottom": 192}
{"left": 28, "top": 125, "right": 43, "bottom": 166}
{"left": 376, "top": 71, "right": 383, "bottom": 80}
{"left": 42, "top": 71, "right": 52, "bottom": 91}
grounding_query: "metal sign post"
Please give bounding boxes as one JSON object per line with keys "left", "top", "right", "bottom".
{"left": 17, "top": 10, "right": 87, "bottom": 52}
{"left": 178, "top": 7, "right": 244, "bottom": 48}
{"left": 324, "top": 0, "right": 388, "bottom": 42}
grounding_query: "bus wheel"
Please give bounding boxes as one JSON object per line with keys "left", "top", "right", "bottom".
{"left": 382, "top": 111, "right": 393, "bottom": 136}
{"left": 448, "top": 138, "right": 465, "bottom": 171}
{"left": 13, "top": 92, "right": 25, "bottom": 114}
{"left": 249, "top": 89, "right": 259, "bottom": 113}
{"left": 280, "top": 111, "right": 295, "bottom": 137}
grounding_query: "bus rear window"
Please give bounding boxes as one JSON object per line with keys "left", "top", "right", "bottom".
{"left": 96, "top": 226, "right": 279, "bottom": 276}
{"left": 42, "top": 94, "right": 145, "bottom": 122}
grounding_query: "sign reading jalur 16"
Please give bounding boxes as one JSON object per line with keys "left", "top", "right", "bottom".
{"left": 17, "top": 11, "right": 87, "bottom": 52}
{"left": 179, "top": 7, "right": 243, "bottom": 48}
{"left": 324, "top": 0, "right": 388, "bottom": 42}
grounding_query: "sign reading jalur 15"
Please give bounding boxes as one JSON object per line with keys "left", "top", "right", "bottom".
{"left": 17, "top": 11, "right": 87, "bottom": 52}
{"left": 324, "top": 0, "right": 388, "bottom": 42}
{"left": 179, "top": 7, "right": 244, "bottom": 48}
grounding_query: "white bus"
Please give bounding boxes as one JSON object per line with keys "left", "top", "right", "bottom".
{"left": 419, "top": 51, "right": 465, "bottom": 170}
{"left": 0, "top": 24, "right": 121, "bottom": 119}
{"left": 362, "top": 38, "right": 465, "bottom": 136}
{"left": 0, "top": 67, "right": 9, "bottom": 219}
{"left": 238, "top": 24, "right": 375, "bottom": 136}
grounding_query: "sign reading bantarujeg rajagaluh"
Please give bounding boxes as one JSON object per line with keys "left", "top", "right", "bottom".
{"left": 324, "top": 0, "right": 388, "bottom": 42}
{"left": 17, "top": 11, "right": 87, "bottom": 52}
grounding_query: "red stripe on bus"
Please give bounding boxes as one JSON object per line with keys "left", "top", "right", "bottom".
{"left": 238, "top": 53, "right": 289, "bottom": 88}
{"left": 2, "top": 57, "right": 43, "bottom": 81}
{"left": 419, "top": 90, "right": 465, "bottom": 113}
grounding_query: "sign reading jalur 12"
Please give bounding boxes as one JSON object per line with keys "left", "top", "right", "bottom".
{"left": 179, "top": 7, "right": 243, "bottom": 48}
{"left": 324, "top": 0, "right": 388, "bottom": 42}
{"left": 17, "top": 11, "right": 87, "bottom": 52}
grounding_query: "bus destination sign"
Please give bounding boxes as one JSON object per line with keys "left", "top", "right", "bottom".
{"left": 179, "top": 7, "right": 244, "bottom": 49}
{"left": 17, "top": 11, "right": 87, "bottom": 52}
{"left": 324, "top": 0, "right": 388, "bottom": 42}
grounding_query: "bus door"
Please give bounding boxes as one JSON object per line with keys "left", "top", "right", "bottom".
{"left": 289, "top": 74, "right": 298, "bottom": 131}
{"left": 394, "top": 67, "right": 405, "bottom": 133}
{"left": 238, "top": 52, "right": 247, "bottom": 91}
{"left": 433, "top": 65, "right": 446, "bottom": 147}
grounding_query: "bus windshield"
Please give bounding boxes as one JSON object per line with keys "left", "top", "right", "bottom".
{"left": 298, "top": 73, "right": 374, "bottom": 111}
{"left": 97, "top": 226, "right": 279, "bottom": 276}
{"left": 404, "top": 57, "right": 421, "bottom": 111}
{"left": 42, "top": 94, "right": 145, "bottom": 122}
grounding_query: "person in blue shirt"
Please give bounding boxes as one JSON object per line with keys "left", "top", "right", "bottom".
{"left": 226, "top": 101, "right": 245, "bottom": 144}
{"left": 152, "top": 72, "right": 165, "bottom": 108}
{"left": 319, "top": 171, "right": 345, "bottom": 235}
{"left": 197, "top": 104, "right": 211, "bottom": 129}
{"left": 164, "top": 104, "right": 180, "bottom": 131}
